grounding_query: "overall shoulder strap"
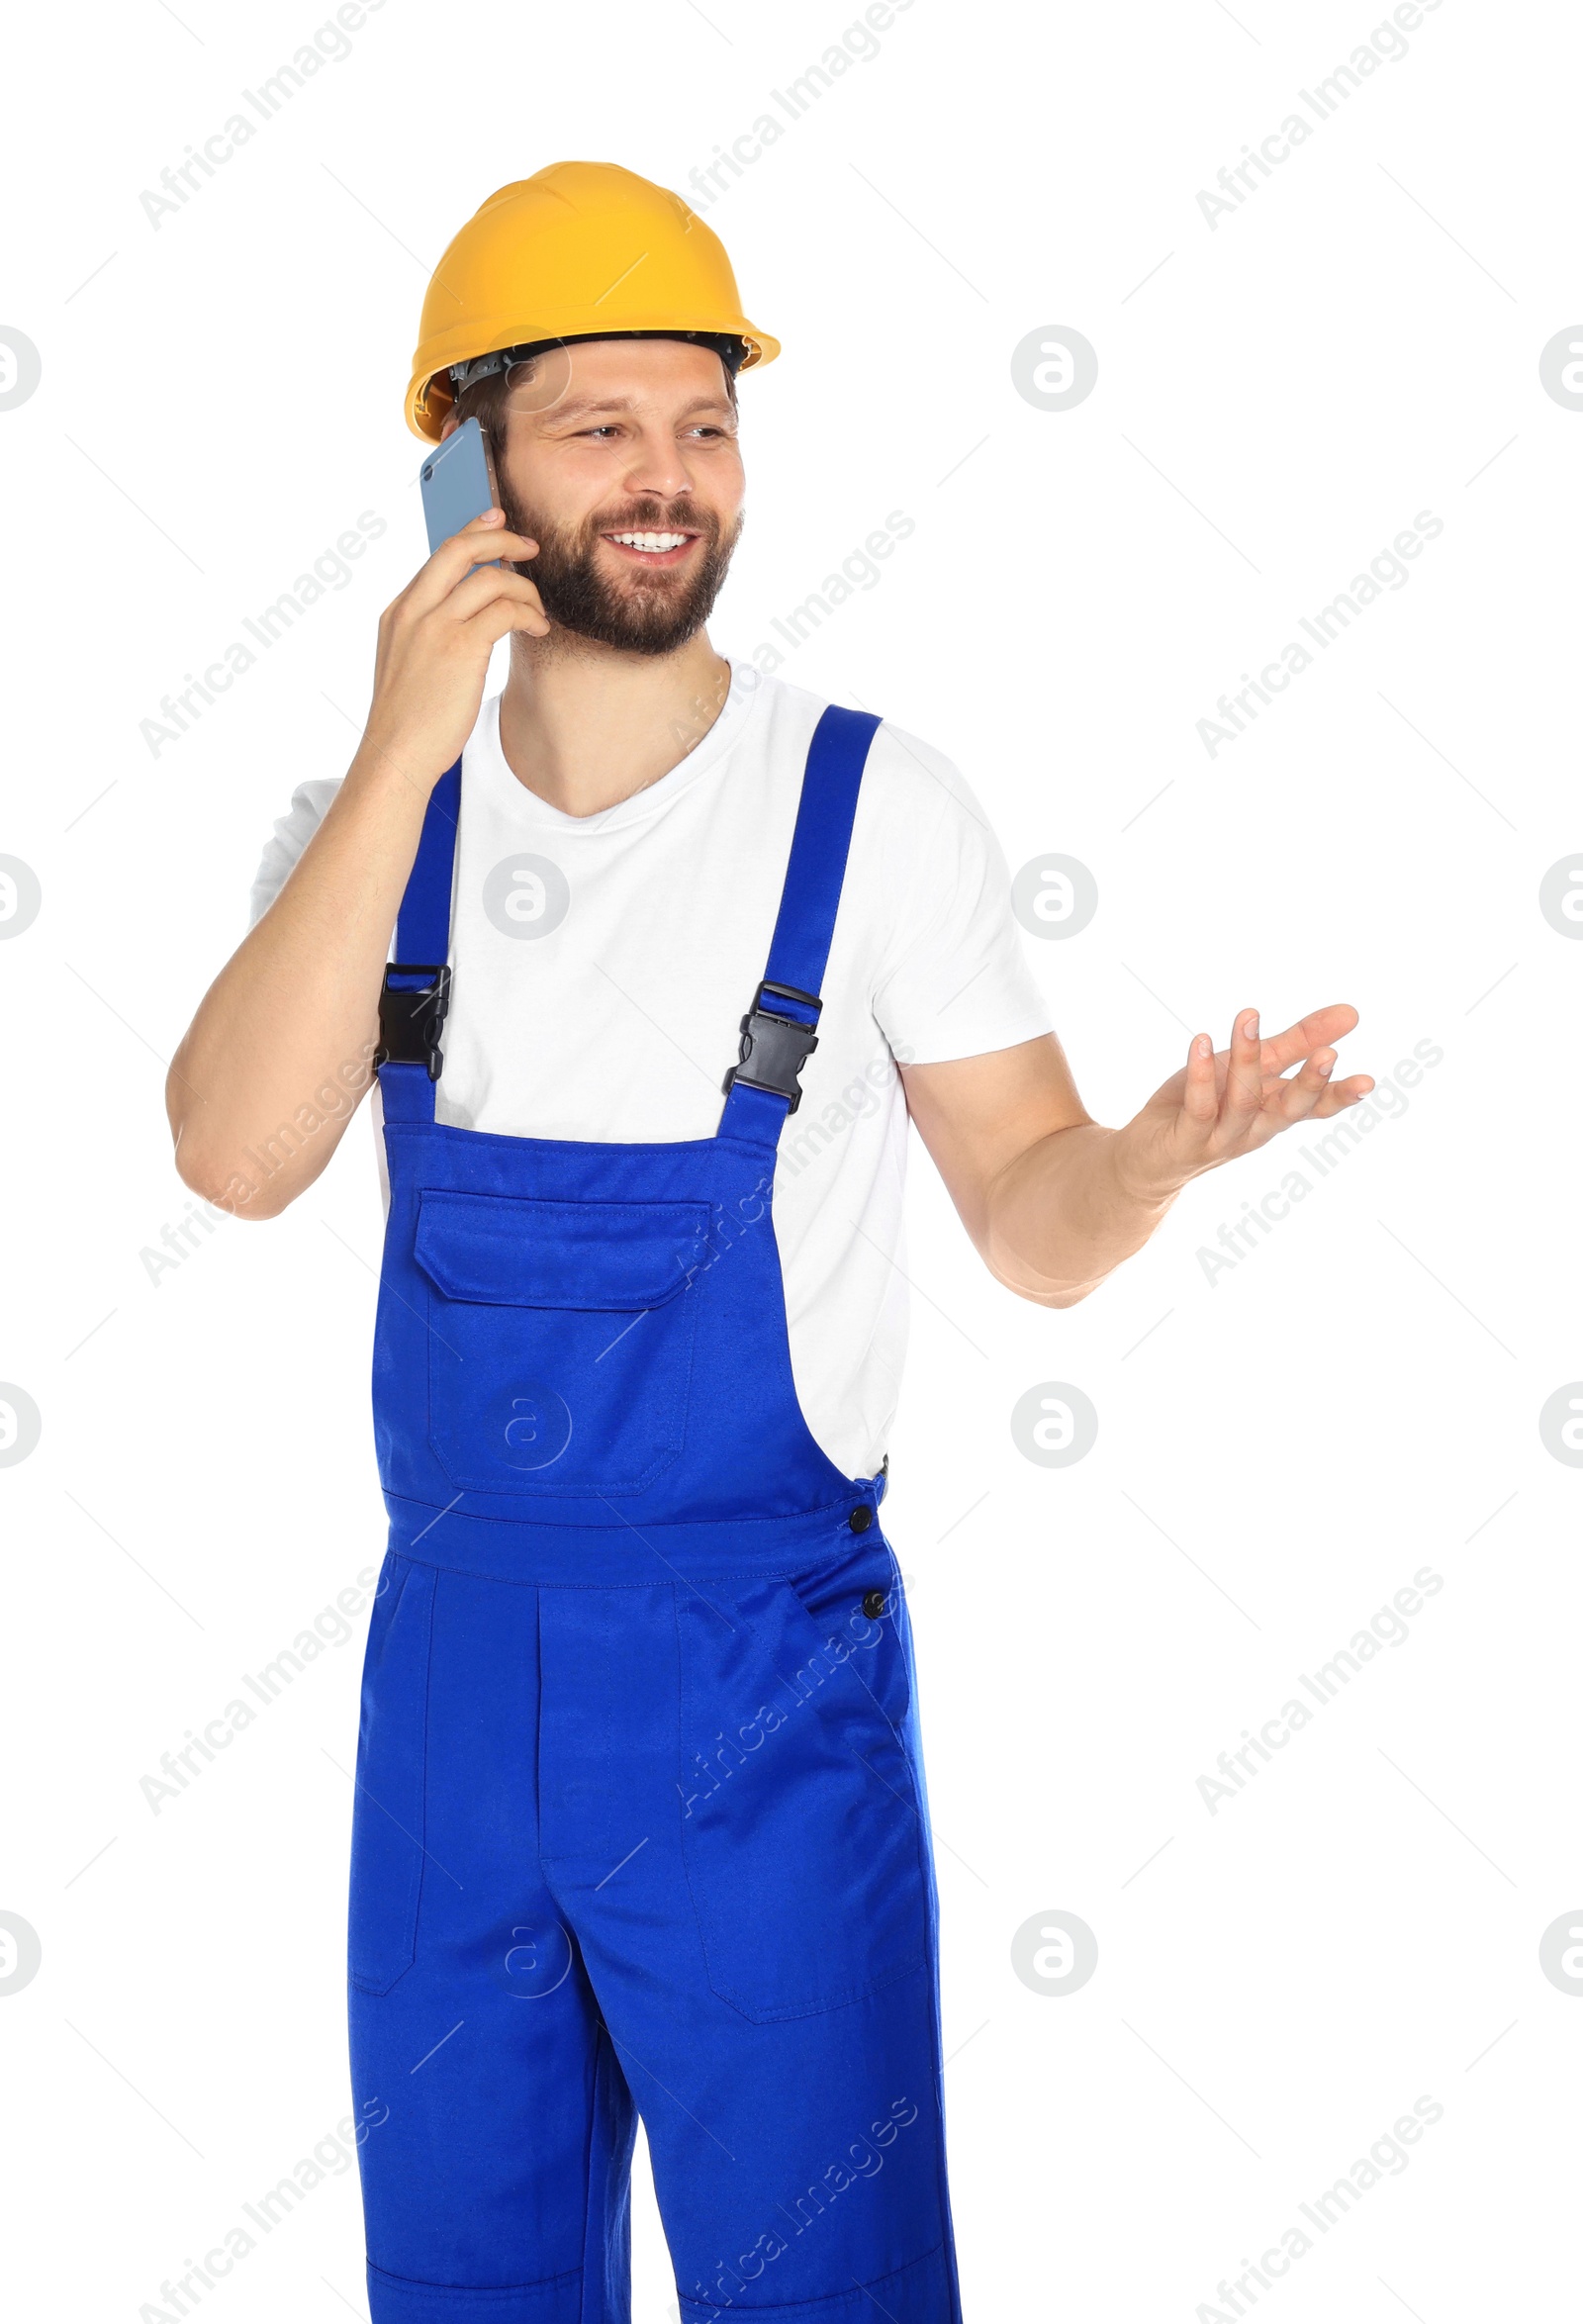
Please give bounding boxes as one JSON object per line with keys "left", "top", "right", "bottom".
{"left": 717, "top": 704, "right": 883, "bottom": 1148}
{"left": 377, "top": 759, "right": 461, "bottom": 1124}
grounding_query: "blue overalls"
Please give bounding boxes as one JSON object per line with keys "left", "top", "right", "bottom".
{"left": 348, "top": 706, "right": 963, "bottom": 2324}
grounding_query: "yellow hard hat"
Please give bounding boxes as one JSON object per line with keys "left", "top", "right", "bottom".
{"left": 405, "top": 160, "right": 780, "bottom": 441}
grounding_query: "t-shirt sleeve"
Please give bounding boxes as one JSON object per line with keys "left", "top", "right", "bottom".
{"left": 868, "top": 728, "right": 1056, "bottom": 1067}
{"left": 247, "top": 776, "right": 343, "bottom": 929}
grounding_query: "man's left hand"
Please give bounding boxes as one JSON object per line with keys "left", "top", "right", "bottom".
{"left": 1114, "top": 1003, "right": 1373, "bottom": 1204}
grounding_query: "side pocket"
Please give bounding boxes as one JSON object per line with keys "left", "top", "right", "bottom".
{"left": 677, "top": 1539, "right": 929, "bottom": 2023}
{"left": 348, "top": 1555, "right": 437, "bottom": 1997}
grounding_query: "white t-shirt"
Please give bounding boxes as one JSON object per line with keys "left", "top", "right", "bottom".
{"left": 249, "top": 666, "right": 1053, "bottom": 1476}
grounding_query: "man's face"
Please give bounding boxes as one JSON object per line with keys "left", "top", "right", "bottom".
{"left": 461, "top": 338, "right": 745, "bottom": 656}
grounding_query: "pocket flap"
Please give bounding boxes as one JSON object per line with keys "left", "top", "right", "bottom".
{"left": 414, "top": 1189, "right": 708, "bottom": 1312}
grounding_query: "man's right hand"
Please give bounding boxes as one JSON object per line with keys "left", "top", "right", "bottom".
{"left": 360, "top": 507, "right": 549, "bottom": 791}
{"left": 165, "top": 507, "right": 550, "bottom": 1218}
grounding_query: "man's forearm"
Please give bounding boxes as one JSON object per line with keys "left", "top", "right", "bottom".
{"left": 981, "top": 1123, "right": 1179, "bottom": 1307}
{"left": 167, "top": 503, "right": 552, "bottom": 1217}
{"left": 166, "top": 748, "right": 431, "bottom": 1217}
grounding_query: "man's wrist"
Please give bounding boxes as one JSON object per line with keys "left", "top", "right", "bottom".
{"left": 343, "top": 730, "right": 448, "bottom": 812}
{"left": 1108, "top": 1120, "right": 1190, "bottom": 1213}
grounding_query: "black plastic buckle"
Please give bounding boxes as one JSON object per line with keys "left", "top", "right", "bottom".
{"left": 374, "top": 963, "right": 452, "bottom": 1081}
{"left": 724, "top": 979, "right": 821, "bottom": 1113}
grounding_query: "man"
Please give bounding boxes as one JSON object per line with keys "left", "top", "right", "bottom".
{"left": 168, "top": 161, "right": 1370, "bottom": 2324}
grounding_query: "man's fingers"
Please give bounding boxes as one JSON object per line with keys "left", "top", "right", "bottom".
{"left": 442, "top": 562, "right": 547, "bottom": 626}
{"left": 431, "top": 524, "right": 539, "bottom": 582}
{"left": 1181, "top": 1031, "right": 1220, "bottom": 1126}
{"left": 1270, "top": 1047, "right": 1336, "bottom": 1124}
{"left": 401, "top": 519, "right": 540, "bottom": 616}
{"left": 1307, "top": 1071, "right": 1374, "bottom": 1116}
{"left": 1164, "top": 1009, "right": 1372, "bottom": 1183}
{"left": 1225, "top": 1008, "right": 1264, "bottom": 1118}
{"left": 1253, "top": 1002, "right": 1360, "bottom": 1076}
{"left": 464, "top": 596, "right": 552, "bottom": 646}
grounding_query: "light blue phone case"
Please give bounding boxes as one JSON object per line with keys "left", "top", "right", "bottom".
{"left": 419, "top": 417, "right": 500, "bottom": 562}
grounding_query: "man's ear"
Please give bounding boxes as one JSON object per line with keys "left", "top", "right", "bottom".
{"left": 439, "top": 415, "right": 458, "bottom": 440}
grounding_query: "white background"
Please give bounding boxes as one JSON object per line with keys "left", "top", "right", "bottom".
{"left": 2, "top": 1, "right": 1579, "bottom": 2316}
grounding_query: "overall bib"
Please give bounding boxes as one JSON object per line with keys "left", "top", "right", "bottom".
{"left": 349, "top": 706, "right": 963, "bottom": 2324}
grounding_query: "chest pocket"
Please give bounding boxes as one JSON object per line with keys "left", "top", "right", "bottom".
{"left": 415, "top": 1189, "right": 709, "bottom": 1497}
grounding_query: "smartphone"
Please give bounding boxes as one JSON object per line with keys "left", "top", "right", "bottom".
{"left": 419, "top": 417, "right": 502, "bottom": 561}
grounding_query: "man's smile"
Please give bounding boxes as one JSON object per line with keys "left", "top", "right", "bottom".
{"left": 600, "top": 527, "right": 700, "bottom": 566}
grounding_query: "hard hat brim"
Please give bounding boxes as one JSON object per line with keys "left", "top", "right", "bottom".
{"left": 406, "top": 320, "right": 780, "bottom": 442}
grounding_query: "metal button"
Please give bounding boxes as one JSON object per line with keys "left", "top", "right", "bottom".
{"left": 848, "top": 1506, "right": 873, "bottom": 1534}
{"left": 862, "top": 1588, "right": 886, "bottom": 1620}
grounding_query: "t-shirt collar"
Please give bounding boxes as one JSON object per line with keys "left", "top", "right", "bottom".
{"left": 469, "top": 657, "right": 764, "bottom": 834}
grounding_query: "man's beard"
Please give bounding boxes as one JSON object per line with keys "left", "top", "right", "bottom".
{"left": 497, "top": 482, "right": 741, "bottom": 657}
